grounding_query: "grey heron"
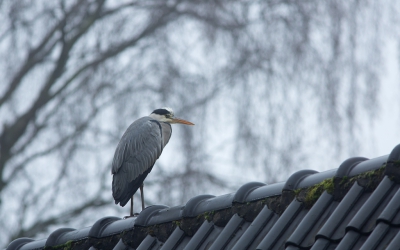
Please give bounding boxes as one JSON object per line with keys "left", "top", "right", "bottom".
{"left": 111, "top": 107, "right": 194, "bottom": 216}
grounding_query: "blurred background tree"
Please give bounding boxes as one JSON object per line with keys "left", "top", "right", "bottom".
{"left": 0, "top": 0, "right": 398, "bottom": 245}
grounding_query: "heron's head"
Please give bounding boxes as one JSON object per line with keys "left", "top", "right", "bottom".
{"left": 149, "top": 107, "right": 194, "bottom": 125}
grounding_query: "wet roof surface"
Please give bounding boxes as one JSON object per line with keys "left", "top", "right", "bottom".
{"left": 6, "top": 144, "right": 400, "bottom": 250}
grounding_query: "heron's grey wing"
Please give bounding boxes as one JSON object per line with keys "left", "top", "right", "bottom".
{"left": 111, "top": 117, "right": 163, "bottom": 181}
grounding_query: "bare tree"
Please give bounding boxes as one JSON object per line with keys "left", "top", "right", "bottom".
{"left": 0, "top": 0, "right": 397, "bottom": 246}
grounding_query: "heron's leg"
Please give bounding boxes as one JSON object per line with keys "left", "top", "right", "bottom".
{"left": 140, "top": 184, "right": 145, "bottom": 211}
{"left": 130, "top": 195, "right": 134, "bottom": 217}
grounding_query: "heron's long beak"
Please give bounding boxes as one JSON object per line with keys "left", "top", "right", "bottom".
{"left": 171, "top": 117, "right": 194, "bottom": 125}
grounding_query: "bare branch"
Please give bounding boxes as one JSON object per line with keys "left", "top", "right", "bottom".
{"left": 0, "top": 0, "right": 88, "bottom": 108}
{"left": 11, "top": 197, "right": 110, "bottom": 239}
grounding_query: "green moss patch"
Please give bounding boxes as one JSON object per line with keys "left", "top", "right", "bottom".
{"left": 347, "top": 164, "right": 385, "bottom": 191}
{"left": 296, "top": 164, "right": 387, "bottom": 208}
{"left": 306, "top": 177, "right": 334, "bottom": 204}
{"left": 295, "top": 177, "right": 334, "bottom": 208}
{"left": 44, "top": 240, "right": 73, "bottom": 250}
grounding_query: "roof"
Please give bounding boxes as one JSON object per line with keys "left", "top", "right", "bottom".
{"left": 6, "top": 144, "right": 400, "bottom": 250}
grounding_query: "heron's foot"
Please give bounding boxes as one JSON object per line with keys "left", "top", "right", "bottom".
{"left": 123, "top": 213, "right": 139, "bottom": 219}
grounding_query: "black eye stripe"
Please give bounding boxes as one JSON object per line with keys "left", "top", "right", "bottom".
{"left": 152, "top": 109, "right": 170, "bottom": 115}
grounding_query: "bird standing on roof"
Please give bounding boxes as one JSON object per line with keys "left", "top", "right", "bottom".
{"left": 111, "top": 107, "right": 194, "bottom": 217}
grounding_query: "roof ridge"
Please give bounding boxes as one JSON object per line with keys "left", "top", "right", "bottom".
{"left": 6, "top": 144, "right": 400, "bottom": 249}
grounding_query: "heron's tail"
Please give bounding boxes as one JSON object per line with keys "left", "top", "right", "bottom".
{"left": 112, "top": 168, "right": 152, "bottom": 207}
